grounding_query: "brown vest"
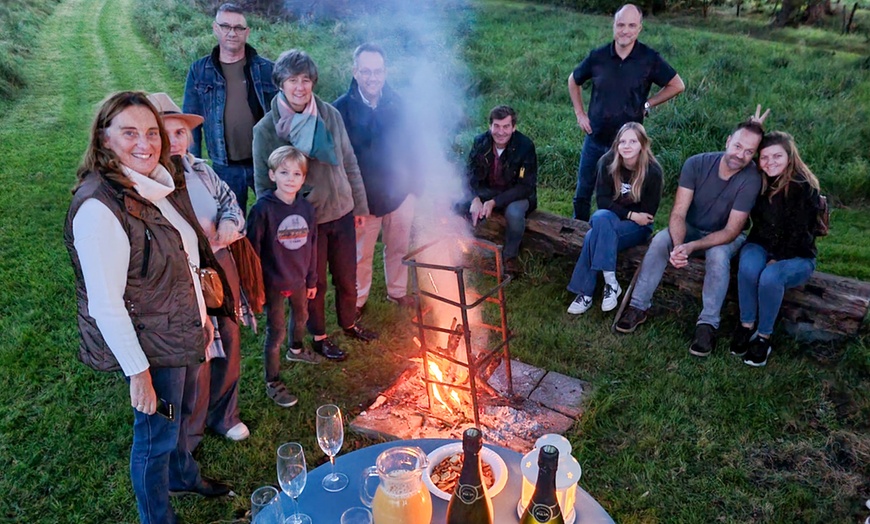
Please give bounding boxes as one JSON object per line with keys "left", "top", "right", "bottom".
{"left": 64, "top": 171, "right": 234, "bottom": 373}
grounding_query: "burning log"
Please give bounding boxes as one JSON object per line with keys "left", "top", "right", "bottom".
{"left": 474, "top": 210, "right": 870, "bottom": 340}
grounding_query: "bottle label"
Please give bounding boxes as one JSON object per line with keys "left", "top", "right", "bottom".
{"left": 530, "top": 502, "right": 561, "bottom": 523}
{"left": 455, "top": 483, "right": 485, "bottom": 504}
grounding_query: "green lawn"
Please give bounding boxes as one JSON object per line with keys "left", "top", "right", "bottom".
{"left": 1, "top": 0, "right": 868, "bottom": 523}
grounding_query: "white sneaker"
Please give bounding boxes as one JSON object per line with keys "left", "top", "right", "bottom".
{"left": 225, "top": 422, "right": 250, "bottom": 441}
{"left": 601, "top": 282, "right": 622, "bottom": 312}
{"left": 567, "top": 295, "right": 593, "bottom": 315}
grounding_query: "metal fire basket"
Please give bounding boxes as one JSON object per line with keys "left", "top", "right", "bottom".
{"left": 403, "top": 237, "right": 514, "bottom": 428}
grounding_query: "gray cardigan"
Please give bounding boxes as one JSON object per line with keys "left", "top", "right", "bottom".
{"left": 252, "top": 94, "right": 369, "bottom": 224}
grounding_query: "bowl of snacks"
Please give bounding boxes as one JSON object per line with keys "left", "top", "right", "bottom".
{"left": 423, "top": 442, "right": 508, "bottom": 501}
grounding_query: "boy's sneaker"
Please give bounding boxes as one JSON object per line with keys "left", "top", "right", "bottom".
{"left": 730, "top": 325, "right": 755, "bottom": 356}
{"left": 266, "top": 381, "right": 298, "bottom": 408}
{"left": 615, "top": 306, "right": 647, "bottom": 333}
{"left": 689, "top": 323, "right": 717, "bottom": 357}
{"left": 743, "top": 337, "right": 772, "bottom": 367}
{"left": 567, "top": 295, "right": 593, "bottom": 315}
{"left": 601, "top": 282, "right": 622, "bottom": 312}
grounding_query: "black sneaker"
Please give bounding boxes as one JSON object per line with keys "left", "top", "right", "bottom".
{"left": 343, "top": 324, "right": 379, "bottom": 342}
{"left": 743, "top": 337, "right": 772, "bottom": 367}
{"left": 689, "top": 323, "right": 717, "bottom": 357}
{"left": 730, "top": 325, "right": 755, "bottom": 356}
{"left": 313, "top": 338, "right": 348, "bottom": 361}
{"left": 615, "top": 306, "right": 648, "bottom": 333}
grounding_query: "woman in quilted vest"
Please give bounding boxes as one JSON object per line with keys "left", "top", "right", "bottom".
{"left": 64, "top": 91, "right": 233, "bottom": 524}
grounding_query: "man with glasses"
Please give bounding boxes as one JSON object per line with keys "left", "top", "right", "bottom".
{"left": 183, "top": 2, "right": 278, "bottom": 212}
{"left": 333, "top": 43, "right": 417, "bottom": 316}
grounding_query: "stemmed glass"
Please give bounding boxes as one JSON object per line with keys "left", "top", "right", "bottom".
{"left": 277, "top": 442, "right": 311, "bottom": 524}
{"left": 316, "top": 404, "right": 348, "bottom": 492}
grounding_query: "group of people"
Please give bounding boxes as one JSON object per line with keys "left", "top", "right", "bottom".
{"left": 63, "top": 2, "right": 824, "bottom": 523}
{"left": 560, "top": 4, "right": 823, "bottom": 372}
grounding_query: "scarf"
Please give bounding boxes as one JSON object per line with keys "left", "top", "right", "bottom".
{"left": 274, "top": 92, "right": 338, "bottom": 165}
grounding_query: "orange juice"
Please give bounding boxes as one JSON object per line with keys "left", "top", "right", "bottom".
{"left": 371, "top": 475, "right": 432, "bottom": 524}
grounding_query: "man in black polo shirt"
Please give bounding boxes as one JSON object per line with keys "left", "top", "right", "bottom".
{"left": 568, "top": 3, "right": 684, "bottom": 221}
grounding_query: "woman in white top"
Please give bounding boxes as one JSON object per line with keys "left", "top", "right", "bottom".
{"left": 64, "top": 91, "right": 232, "bottom": 524}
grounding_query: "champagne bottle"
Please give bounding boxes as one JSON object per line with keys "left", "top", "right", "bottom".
{"left": 520, "top": 445, "right": 565, "bottom": 524}
{"left": 446, "top": 427, "right": 493, "bottom": 524}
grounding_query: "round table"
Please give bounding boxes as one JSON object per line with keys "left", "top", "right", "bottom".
{"left": 284, "top": 438, "right": 614, "bottom": 523}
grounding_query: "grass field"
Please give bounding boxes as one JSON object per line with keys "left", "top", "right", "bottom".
{"left": 0, "top": 0, "right": 868, "bottom": 522}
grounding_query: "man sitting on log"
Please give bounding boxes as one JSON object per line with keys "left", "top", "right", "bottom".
{"left": 615, "top": 121, "right": 763, "bottom": 357}
{"left": 463, "top": 105, "right": 538, "bottom": 276}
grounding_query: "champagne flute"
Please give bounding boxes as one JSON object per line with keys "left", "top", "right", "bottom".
{"left": 277, "top": 443, "right": 311, "bottom": 524}
{"left": 316, "top": 404, "right": 348, "bottom": 492}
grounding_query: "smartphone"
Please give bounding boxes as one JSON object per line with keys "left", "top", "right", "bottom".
{"left": 156, "top": 398, "right": 175, "bottom": 421}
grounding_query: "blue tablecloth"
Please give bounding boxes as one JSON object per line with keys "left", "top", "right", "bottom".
{"left": 282, "top": 438, "right": 614, "bottom": 524}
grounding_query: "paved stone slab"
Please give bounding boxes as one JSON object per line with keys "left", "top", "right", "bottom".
{"left": 529, "top": 371, "right": 589, "bottom": 419}
{"left": 487, "top": 359, "right": 546, "bottom": 398}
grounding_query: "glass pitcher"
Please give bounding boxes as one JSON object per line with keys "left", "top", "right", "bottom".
{"left": 360, "top": 446, "right": 432, "bottom": 524}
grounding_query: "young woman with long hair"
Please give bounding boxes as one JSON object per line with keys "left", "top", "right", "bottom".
{"left": 567, "top": 122, "right": 663, "bottom": 314}
{"left": 731, "top": 131, "right": 822, "bottom": 366}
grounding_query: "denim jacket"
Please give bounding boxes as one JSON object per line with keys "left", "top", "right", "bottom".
{"left": 183, "top": 44, "right": 278, "bottom": 165}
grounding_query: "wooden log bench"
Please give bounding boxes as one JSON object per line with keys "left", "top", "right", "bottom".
{"left": 474, "top": 210, "right": 870, "bottom": 341}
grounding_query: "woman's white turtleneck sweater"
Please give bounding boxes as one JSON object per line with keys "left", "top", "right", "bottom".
{"left": 72, "top": 165, "right": 206, "bottom": 376}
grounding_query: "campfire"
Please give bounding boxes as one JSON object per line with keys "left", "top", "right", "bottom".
{"left": 405, "top": 236, "right": 516, "bottom": 428}
{"left": 350, "top": 223, "right": 584, "bottom": 451}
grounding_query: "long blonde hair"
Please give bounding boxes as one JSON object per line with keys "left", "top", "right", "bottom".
{"left": 607, "top": 122, "right": 657, "bottom": 203}
{"left": 758, "top": 131, "right": 820, "bottom": 201}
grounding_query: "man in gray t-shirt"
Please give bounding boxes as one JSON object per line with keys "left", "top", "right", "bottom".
{"left": 615, "top": 121, "right": 764, "bottom": 357}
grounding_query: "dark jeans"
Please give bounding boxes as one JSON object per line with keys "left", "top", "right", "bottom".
{"left": 572, "top": 135, "right": 610, "bottom": 221}
{"left": 212, "top": 162, "right": 254, "bottom": 214}
{"left": 737, "top": 243, "right": 815, "bottom": 336}
{"left": 567, "top": 209, "right": 651, "bottom": 297}
{"left": 264, "top": 286, "right": 309, "bottom": 382}
{"left": 185, "top": 248, "right": 242, "bottom": 450}
{"left": 502, "top": 199, "right": 529, "bottom": 259}
{"left": 128, "top": 366, "right": 201, "bottom": 524}
{"left": 308, "top": 212, "right": 357, "bottom": 336}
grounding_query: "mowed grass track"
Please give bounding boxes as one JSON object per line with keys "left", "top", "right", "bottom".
{"left": 0, "top": 0, "right": 181, "bottom": 521}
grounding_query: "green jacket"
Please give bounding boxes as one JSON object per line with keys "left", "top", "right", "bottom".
{"left": 253, "top": 94, "right": 369, "bottom": 224}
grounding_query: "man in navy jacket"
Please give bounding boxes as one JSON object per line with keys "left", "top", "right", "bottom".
{"left": 334, "top": 43, "right": 416, "bottom": 315}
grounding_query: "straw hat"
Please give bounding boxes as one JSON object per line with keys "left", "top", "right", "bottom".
{"left": 147, "top": 92, "right": 204, "bottom": 129}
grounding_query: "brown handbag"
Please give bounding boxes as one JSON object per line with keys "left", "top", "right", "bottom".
{"left": 228, "top": 237, "right": 265, "bottom": 314}
{"left": 190, "top": 261, "right": 225, "bottom": 309}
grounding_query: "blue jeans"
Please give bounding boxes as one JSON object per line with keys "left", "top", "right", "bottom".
{"left": 503, "top": 199, "right": 529, "bottom": 259}
{"left": 308, "top": 212, "right": 357, "bottom": 335}
{"left": 212, "top": 163, "right": 254, "bottom": 214}
{"left": 572, "top": 136, "right": 610, "bottom": 221}
{"left": 128, "top": 366, "right": 202, "bottom": 524}
{"left": 737, "top": 243, "right": 815, "bottom": 336}
{"left": 630, "top": 226, "right": 746, "bottom": 329}
{"left": 567, "top": 209, "right": 651, "bottom": 297}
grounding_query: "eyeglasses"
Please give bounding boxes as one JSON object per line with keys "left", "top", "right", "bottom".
{"left": 358, "top": 68, "right": 385, "bottom": 79}
{"left": 216, "top": 23, "right": 248, "bottom": 34}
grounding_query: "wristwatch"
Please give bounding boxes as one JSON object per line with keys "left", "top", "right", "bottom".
{"left": 643, "top": 101, "right": 651, "bottom": 117}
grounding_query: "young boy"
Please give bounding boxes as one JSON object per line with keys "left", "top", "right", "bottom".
{"left": 247, "top": 146, "right": 317, "bottom": 407}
